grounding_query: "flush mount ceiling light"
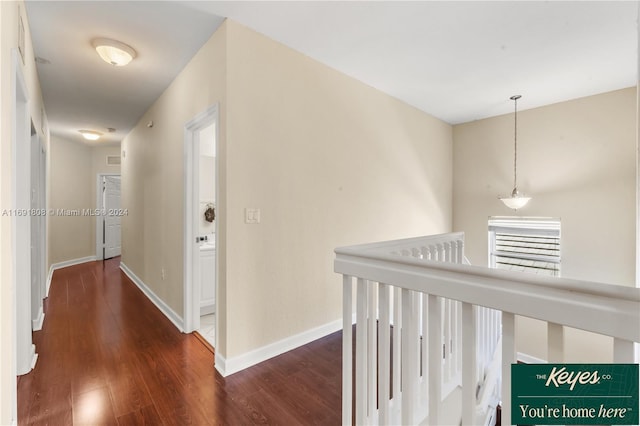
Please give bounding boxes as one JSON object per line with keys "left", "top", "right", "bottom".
{"left": 79, "top": 130, "right": 103, "bottom": 141}
{"left": 91, "top": 38, "right": 136, "bottom": 66}
{"left": 499, "top": 95, "right": 531, "bottom": 210}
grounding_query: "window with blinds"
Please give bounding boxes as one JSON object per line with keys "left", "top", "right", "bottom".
{"left": 488, "top": 217, "right": 561, "bottom": 276}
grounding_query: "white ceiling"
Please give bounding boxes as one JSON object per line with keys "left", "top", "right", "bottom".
{"left": 25, "top": 1, "right": 638, "bottom": 145}
{"left": 25, "top": 1, "right": 224, "bottom": 145}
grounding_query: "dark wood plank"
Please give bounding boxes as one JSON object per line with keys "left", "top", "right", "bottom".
{"left": 17, "top": 257, "right": 344, "bottom": 425}
{"left": 116, "top": 404, "right": 164, "bottom": 426}
{"left": 72, "top": 386, "right": 117, "bottom": 425}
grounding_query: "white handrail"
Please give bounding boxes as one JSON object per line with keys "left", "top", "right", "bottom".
{"left": 336, "top": 233, "right": 640, "bottom": 426}
{"left": 336, "top": 243, "right": 639, "bottom": 342}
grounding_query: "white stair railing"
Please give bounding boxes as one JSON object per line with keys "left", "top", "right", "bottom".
{"left": 336, "top": 232, "right": 640, "bottom": 426}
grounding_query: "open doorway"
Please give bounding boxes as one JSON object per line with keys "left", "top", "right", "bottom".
{"left": 183, "top": 104, "right": 218, "bottom": 351}
{"left": 96, "top": 174, "right": 121, "bottom": 260}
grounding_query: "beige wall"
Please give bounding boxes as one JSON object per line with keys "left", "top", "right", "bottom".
{"left": 224, "top": 21, "right": 452, "bottom": 358}
{"left": 122, "top": 19, "right": 452, "bottom": 361}
{"left": 453, "top": 87, "right": 637, "bottom": 361}
{"left": 121, "top": 19, "right": 228, "bottom": 350}
{"left": 48, "top": 136, "right": 93, "bottom": 264}
{"left": 0, "top": 1, "right": 49, "bottom": 423}
{"left": 48, "top": 138, "right": 121, "bottom": 266}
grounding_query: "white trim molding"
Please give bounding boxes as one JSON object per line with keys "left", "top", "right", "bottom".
{"left": 216, "top": 318, "right": 343, "bottom": 377}
{"left": 517, "top": 352, "right": 546, "bottom": 364}
{"left": 46, "top": 256, "right": 96, "bottom": 297}
{"left": 95, "top": 173, "right": 121, "bottom": 260}
{"left": 183, "top": 103, "right": 219, "bottom": 334}
{"left": 120, "top": 262, "right": 184, "bottom": 332}
{"left": 32, "top": 308, "right": 44, "bottom": 331}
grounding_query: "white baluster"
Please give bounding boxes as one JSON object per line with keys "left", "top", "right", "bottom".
{"left": 502, "top": 312, "right": 516, "bottom": 426}
{"left": 367, "top": 282, "right": 377, "bottom": 422}
{"left": 421, "top": 293, "right": 429, "bottom": 403}
{"left": 378, "top": 284, "right": 391, "bottom": 425}
{"left": 420, "top": 246, "right": 429, "bottom": 259}
{"left": 392, "top": 287, "right": 402, "bottom": 423}
{"left": 356, "top": 278, "right": 368, "bottom": 425}
{"left": 401, "top": 289, "right": 419, "bottom": 425}
{"left": 428, "top": 294, "right": 442, "bottom": 425}
{"left": 444, "top": 299, "right": 452, "bottom": 383}
{"left": 476, "top": 308, "right": 482, "bottom": 386}
{"left": 444, "top": 241, "right": 452, "bottom": 263}
{"left": 482, "top": 307, "right": 489, "bottom": 373}
{"left": 613, "top": 338, "right": 635, "bottom": 363}
{"left": 456, "top": 239, "right": 464, "bottom": 264}
{"left": 547, "top": 322, "right": 564, "bottom": 363}
{"left": 462, "top": 302, "right": 477, "bottom": 426}
{"left": 343, "top": 275, "right": 353, "bottom": 426}
{"left": 455, "top": 301, "right": 462, "bottom": 378}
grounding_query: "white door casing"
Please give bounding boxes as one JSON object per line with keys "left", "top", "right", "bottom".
{"left": 183, "top": 104, "right": 218, "bottom": 336}
{"left": 12, "top": 49, "right": 37, "bottom": 385}
{"left": 30, "top": 129, "right": 45, "bottom": 331}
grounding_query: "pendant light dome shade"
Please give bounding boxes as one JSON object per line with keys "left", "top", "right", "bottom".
{"left": 92, "top": 38, "right": 136, "bottom": 66}
{"left": 500, "top": 95, "right": 530, "bottom": 210}
{"left": 499, "top": 188, "right": 531, "bottom": 210}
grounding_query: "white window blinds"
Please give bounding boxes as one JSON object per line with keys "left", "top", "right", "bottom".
{"left": 488, "top": 217, "right": 561, "bottom": 276}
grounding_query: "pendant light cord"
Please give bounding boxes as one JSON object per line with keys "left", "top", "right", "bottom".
{"left": 511, "top": 95, "right": 521, "bottom": 191}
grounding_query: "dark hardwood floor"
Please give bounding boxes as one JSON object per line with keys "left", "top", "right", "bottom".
{"left": 17, "top": 258, "right": 342, "bottom": 425}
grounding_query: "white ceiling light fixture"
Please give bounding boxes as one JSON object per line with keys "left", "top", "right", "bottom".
{"left": 92, "top": 38, "right": 136, "bottom": 66}
{"left": 79, "top": 130, "right": 103, "bottom": 141}
{"left": 499, "top": 95, "right": 531, "bottom": 210}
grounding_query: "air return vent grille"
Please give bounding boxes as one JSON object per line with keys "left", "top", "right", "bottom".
{"left": 106, "top": 155, "right": 121, "bottom": 166}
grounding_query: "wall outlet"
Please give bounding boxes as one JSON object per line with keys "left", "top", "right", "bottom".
{"left": 161, "top": 268, "right": 166, "bottom": 280}
{"left": 245, "top": 208, "right": 261, "bottom": 224}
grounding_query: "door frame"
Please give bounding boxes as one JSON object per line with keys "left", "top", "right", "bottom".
{"left": 12, "top": 48, "right": 37, "bottom": 385}
{"left": 95, "top": 173, "right": 121, "bottom": 260}
{"left": 30, "top": 128, "right": 46, "bottom": 331}
{"left": 183, "top": 103, "right": 218, "bottom": 335}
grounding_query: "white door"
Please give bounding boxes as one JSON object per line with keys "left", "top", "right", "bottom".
{"left": 103, "top": 175, "right": 121, "bottom": 259}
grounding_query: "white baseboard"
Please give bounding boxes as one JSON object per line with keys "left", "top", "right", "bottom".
{"left": 217, "top": 318, "right": 344, "bottom": 377}
{"left": 30, "top": 351, "right": 38, "bottom": 371}
{"left": 120, "top": 262, "right": 184, "bottom": 332}
{"left": 46, "top": 255, "right": 96, "bottom": 296}
{"left": 32, "top": 307, "right": 44, "bottom": 331}
{"left": 214, "top": 352, "right": 227, "bottom": 376}
{"left": 200, "top": 303, "right": 215, "bottom": 316}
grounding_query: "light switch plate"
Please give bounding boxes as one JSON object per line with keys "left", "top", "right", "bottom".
{"left": 245, "top": 208, "right": 261, "bottom": 224}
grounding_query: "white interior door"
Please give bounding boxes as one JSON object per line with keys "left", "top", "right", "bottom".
{"left": 103, "top": 175, "right": 121, "bottom": 259}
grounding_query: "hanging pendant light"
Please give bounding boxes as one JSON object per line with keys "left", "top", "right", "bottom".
{"left": 499, "top": 95, "right": 530, "bottom": 210}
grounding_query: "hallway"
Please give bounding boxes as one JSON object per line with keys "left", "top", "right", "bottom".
{"left": 17, "top": 258, "right": 342, "bottom": 425}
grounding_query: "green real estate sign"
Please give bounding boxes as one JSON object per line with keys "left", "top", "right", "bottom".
{"left": 512, "top": 364, "right": 639, "bottom": 425}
